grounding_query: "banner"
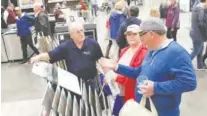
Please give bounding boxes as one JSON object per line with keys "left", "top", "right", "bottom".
{"left": 18, "top": 0, "right": 43, "bottom": 9}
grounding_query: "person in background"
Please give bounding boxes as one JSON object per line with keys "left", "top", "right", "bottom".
{"left": 105, "top": 24, "right": 147, "bottom": 116}
{"left": 166, "top": 0, "right": 180, "bottom": 41}
{"left": 126, "top": 0, "right": 131, "bottom": 6}
{"left": 99, "top": 17, "right": 197, "bottom": 116}
{"left": 79, "top": 0, "right": 87, "bottom": 11}
{"left": 190, "top": 0, "right": 207, "bottom": 69}
{"left": 120, "top": 0, "right": 129, "bottom": 17}
{"left": 30, "top": 22, "right": 103, "bottom": 90}
{"left": 193, "top": 0, "right": 201, "bottom": 7}
{"left": 150, "top": 8, "right": 160, "bottom": 18}
{"left": 159, "top": 1, "right": 168, "bottom": 23}
{"left": 53, "top": 3, "right": 64, "bottom": 22}
{"left": 105, "top": 1, "right": 126, "bottom": 59}
{"left": 4, "top": 3, "right": 16, "bottom": 26}
{"left": 91, "top": 0, "right": 98, "bottom": 17}
{"left": 33, "top": 3, "right": 50, "bottom": 36}
{"left": 15, "top": 7, "right": 40, "bottom": 64}
{"left": 107, "top": 0, "right": 114, "bottom": 14}
{"left": 117, "top": 6, "right": 142, "bottom": 51}
{"left": 61, "top": 1, "right": 67, "bottom": 8}
{"left": 1, "top": 6, "right": 7, "bottom": 29}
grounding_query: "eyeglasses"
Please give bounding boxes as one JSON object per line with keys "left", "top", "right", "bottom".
{"left": 139, "top": 31, "right": 148, "bottom": 37}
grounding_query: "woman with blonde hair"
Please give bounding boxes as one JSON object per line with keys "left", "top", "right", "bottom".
{"left": 150, "top": 8, "right": 160, "bottom": 17}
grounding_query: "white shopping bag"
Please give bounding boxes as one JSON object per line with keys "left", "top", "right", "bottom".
{"left": 79, "top": 99, "right": 84, "bottom": 116}
{"left": 72, "top": 96, "right": 79, "bottom": 116}
{"left": 95, "top": 90, "right": 102, "bottom": 116}
{"left": 84, "top": 101, "right": 89, "bottom": 116}
{"left": 90, "top": 104, "right": 96, "bottom": 116}
{"left": 102, "top": 70, "right": 120, "bottom": 96}
{"left": 32, "top": 62, "right": 52, "bottom": 78}
{"left": 49, "top": 110, "right": 56, "bottom": 116}
{"left": 57, "top": 89, "right": 67, "bottom": 115}
{"left": 119, "top": 97, "right": 158, "bottom": 116}
{"left": 52, "top": 86, "right": 61, "bottom": 112}
{"left": 82, "top": 82, "right": 88, "bottom": 103}
{"left": 65, "top": 91, "right": 73, "bottom": 116}
{"left": 42, "top": 82, "right": 55, "bottom": 112}
{"left": 88, "top": 86, "right": 95, "bottom": 109}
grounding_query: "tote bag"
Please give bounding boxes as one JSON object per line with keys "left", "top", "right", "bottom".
{"left": 119, "top": 97, "right": 158, "bottom": 116}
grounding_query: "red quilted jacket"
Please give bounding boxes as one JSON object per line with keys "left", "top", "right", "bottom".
{"left": 115, "top": 44, "right": 148, "bottom": 102}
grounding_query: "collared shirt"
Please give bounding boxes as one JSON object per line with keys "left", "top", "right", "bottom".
{"left": 151, "top": 39, "right": 174, "bottom": 56}
{"left": 48, "top": 39, "right": 103, "bottom": 80}
{"left": 16, "top": 13, "right": 25, "bottom": 19}
{"left": 35, "top": 11, "right": 41, "bottom": 17}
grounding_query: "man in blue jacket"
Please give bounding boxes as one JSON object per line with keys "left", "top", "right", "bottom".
{"left": 15, "top": 7, "right": 39, "bottom": 64}
{"left": 99, "top": 17, "right": 197, "bottom": 116}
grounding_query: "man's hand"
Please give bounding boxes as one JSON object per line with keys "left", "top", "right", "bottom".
{"left": 98, "top": 57, "right": 118, "bottom": 70}
{"left": 29, "top": 53, "right": 50, "bottom": 64}
{"left": 138, "top": 80, "right": 155, "bottom": 97}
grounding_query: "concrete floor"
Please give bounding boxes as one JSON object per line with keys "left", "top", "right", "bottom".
{"left": 1, "top": 1, "right": 207, "bottom": 116}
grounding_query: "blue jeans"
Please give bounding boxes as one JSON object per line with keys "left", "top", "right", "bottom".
{"left": 190, "top": 38, "right": 204, "bottom": 69}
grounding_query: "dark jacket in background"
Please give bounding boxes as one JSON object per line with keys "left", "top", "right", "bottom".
{"left": 116, "top": 16, "right": 142, "bottom": 49}
{"left": 166, "top": 3, "right": 180, "bottom": 29}
{"left": 159, "top": 2, "right": 168, "bottom": 19}
{"left": 190, "top": 4, "right": 207, "bottom": 41}
{"left": 16, "top": 13, "right": 35, "bottom": 36}
{"left": 34, "top": 11, "right": 50, "bottom": 36}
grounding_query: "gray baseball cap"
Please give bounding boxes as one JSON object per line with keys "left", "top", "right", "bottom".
{"left": 139, "top": 17, "right": 167, "bottom": 33}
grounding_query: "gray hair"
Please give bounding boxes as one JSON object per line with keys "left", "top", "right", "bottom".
{"left": 68, "top": 22, "right": 84, "bottom": 33}
{"left": 33, "top": 2, "right": 42, "bottom": 8}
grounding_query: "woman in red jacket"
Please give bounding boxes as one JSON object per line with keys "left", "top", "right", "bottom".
{"left": 104, "top": 24, "right": 147, "bottom": 115}
{"left": 116, "top": 24, "right": 147, "bottom": 102}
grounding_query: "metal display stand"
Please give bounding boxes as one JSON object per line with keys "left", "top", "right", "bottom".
{"left": 38, "top": 35, "right": 113, "bottom": 116}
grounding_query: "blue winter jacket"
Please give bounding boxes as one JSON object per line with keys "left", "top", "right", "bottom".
{"left": 116, "top": 41, "right": 197, "bottom": 116}
{"left": 109, "top": 11, "right": 126, "bottom": 40}
{"left": 16, "top": 13, "right": 35, "bottom": 36}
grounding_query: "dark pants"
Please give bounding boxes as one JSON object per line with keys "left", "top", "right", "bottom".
{"left": 84, "top": 77, "right": 99, "bottom": 91}
{"left": 167, "top": 28, "right": 178, "bottom": 41}
{"left": 127, "top": 0, "right": 131, "bottom": 6}
{"left": 20, "top": 34, "right": 39, "bottom": 60}
{"left": 92, "top": 4, "right": 98, "bottom": 16}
